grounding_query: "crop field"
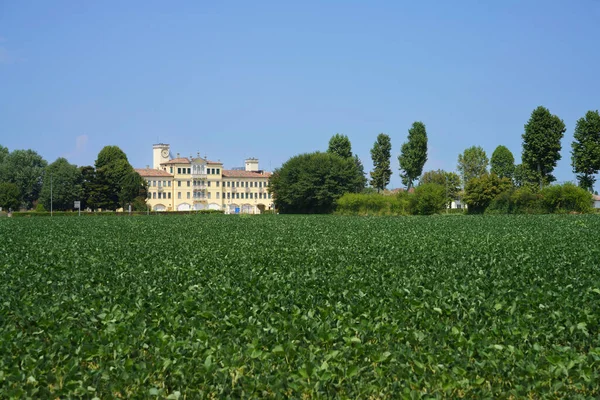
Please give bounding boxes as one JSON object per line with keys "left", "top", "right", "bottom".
{"left": 1, "top": 215, "right": 600, "bottom": 398}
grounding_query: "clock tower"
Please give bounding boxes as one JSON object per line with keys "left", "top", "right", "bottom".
{"left": 152, "top": 143, "right": 170, "bottom": 169}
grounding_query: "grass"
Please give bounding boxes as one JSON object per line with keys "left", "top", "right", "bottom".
{"left": 1, "top": 214, "right": 599, "bottom": 398}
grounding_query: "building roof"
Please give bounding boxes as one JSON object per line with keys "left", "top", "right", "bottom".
{"left": 160, "top": 157, "right": 191, "bottom": 165}
{"left": 222, "top": 170, "right": 272, "bottom": 179}
{"left": 135, "top": 168, "right": 173, "bottom": 177}
{"left": 593, "top": 194, "right": 600, "bottom": 201}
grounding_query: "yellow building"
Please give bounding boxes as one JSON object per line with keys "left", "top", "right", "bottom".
{"left": 135, "top": 143, "right": 273, "bottom": 213}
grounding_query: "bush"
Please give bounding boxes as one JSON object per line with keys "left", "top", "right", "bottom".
{"left": 540, "top": 183, "right": 592, "bottom": 213}
{"left": 35, "top": 203, "right": 46, "bottom": 212}
{"left": 409, "top": 183, "right": 446, "bottom": 215}
{"left": 336, "top": 193, "right": 409, "bottom": 216}
{"left": 464, "top": 174, "right": 513, "bottom": 214}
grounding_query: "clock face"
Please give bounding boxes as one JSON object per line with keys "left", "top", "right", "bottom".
{"left": 161, "top": 149, "right": 169, "bottom": 158}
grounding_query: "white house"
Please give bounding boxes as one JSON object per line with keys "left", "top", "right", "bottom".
{"left": 593, "top": 194, "right": 600, "bottom": 209}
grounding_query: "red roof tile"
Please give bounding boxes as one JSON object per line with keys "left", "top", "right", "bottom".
{"left": 135, "top": 168, "right": 173, "bottom": 177}
{"left": 222, "top": 170, "right": 272, "bottom": 178}
{"left": 593, "top": 194, "right": 600, "bottom": 201}
{"left": 160, "top": 157, "right": 190, "bottom": 165}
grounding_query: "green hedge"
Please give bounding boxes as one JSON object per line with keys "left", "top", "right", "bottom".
{"left": 336, "top": 193, "right": 410, "bottom": 216}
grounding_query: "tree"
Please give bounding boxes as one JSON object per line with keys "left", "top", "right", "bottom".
{"left": 353, "top": 154, "right": 368, "bottom": 192}
{"left": 420, "top": 169, "right": 461, "bottom": 206}
{"left": 464, "top": 173, "right": 513, "bottom": 213}
{"left": 457, "top": 146, "right": 489, "bottom": 186}
{"left": 119, "top": 169, "right": 148, "bottom": 210}
{"left": 0, "top": 145, "right": 8, "bottom": 166}
{"left": 370, "top": 133, "right": 392, "bottom": 192}
{"left": 398, "top": 121, "right": 428, "bottom": 190}
{"left": 571, "top": 110, "right": 600, "bottom": 192}
{"left": 409, "top": 183, "right": 446, "bottom": 215}
{"left": 39, "top": 158, "right": 83, "bottom": 211}
{"left": 490, "top": 145, "right": 515, "bottom": 180}
{"left": 79, "top": 166, "right": 96, "bottom": 210}
{"left": 93, "top": 146, "right": 138, "bottom": 210}
{"left": 269, "top": 152, "right": 363, "bottom": 213}
{"left": 522, "top": 106, "right": 566, "bottom": 189}
{"left": 327, "top": 134, "right": 353, "bottom": 159}
{"left": 0, "top": 149, "right": 47, "bottom": 209}
{"left": 0, "top": 182, "right": 21, "bottom": 211}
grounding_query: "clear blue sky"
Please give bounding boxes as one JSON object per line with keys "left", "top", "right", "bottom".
{"left": 1, "top": 1, "right": 599, "bottom": 189}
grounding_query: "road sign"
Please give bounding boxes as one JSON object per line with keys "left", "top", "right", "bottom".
{"left": 74, "top": 201, "right": 81, "bottom": 209}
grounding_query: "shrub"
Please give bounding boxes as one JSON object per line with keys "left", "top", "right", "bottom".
{"left": 336, "top": 193, "right": 409, "bottom": 216}
{"left": 35, "top": 203, "right": 46, "bottom": 212}
{"left": 540, "top": 183, "right": 592, "bottom": 213}
{"left": 409, "top": 183, "right": 446, "bottom": 215}
{"left": 464, "top": 174, "right": 513, "bottom": 214}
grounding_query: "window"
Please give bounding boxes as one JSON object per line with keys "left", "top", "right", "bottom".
{"left": 208, "top": 192, "right": 211, "bottom": 199}
{"left": 210, "top": 168, "right": 214, "bottom": 174}
{"left": 227, "top": 181, "right": 230, "bottom": 187}
{"left": 168, "top": 192, "right": 171, "bottom": 199}
{"left": 268, "top": 193, "right": 272, "bottom": 199}
{"left": 236, "top": 193, "right": 240, "bottom": 199}
{"left": 153, "top": 192, "right": 157, "bottom": 199}
{"left": 259, "top": 193, "right": 262, "bottom": 199}
{"left": 170, "top": 167, "right": 173, "bottom": 173}
{"left": 216, "top": 181, "right": 220, "bottom": 187}
{"left": 217, "top": 192, "right": 220, "bottom": 199}
{"left": 207, "top": 181, "right": 211, "bottom": 187}
{"left": 147, "top": 192, "right": 152, "bottom": 199}
{"left": 152, "top": 180, "right": 156, "bottom": 187}
{"left": 245, "top": 193, "right": 249, "bottom": 199}
{"left": 236, "top": 181, "right": 240, "bottom": 187}
{"left": 178, "top": 181, "right": 181, "bottom": 187}
{"left": 187, "top": 168, "right": 191, "bottom": 174}
{"left": 227, "top": 192, "right": 230, "bottom": 199}
{"left": 187, "top": 192, "right": 190, "bottom": 199}
{"left": 177, "top": 168, "right": 181, "bottom": 174}
{"left": 178, "top": 192, "right": 181, "bottom": 199}
{"left": 259, "top": 182, "right": 262, "bottom": 188}
{"left": 187, "top": 181, "right": 190, "bottom": 187}
{"left": 249, "top": 193, "right": 253, "bottom": 199}
{"left": 216, "top": 168, "right": 220, "bottom": 175}
{"left": 245, "top": 181, "right": 249, "bottom": 188}
{"left": 168, "top": 181, "right": 171, "bottom": 187}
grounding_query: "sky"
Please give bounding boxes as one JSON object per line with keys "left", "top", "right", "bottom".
{"left": 1, "top": 0, "right": 599, "bottom": 189}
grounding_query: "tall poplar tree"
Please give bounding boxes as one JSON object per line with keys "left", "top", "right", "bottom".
{"left": 398, "top": 121, "right": 428, "bottom": 190}
{"left": 370, "top": 133, "right": 392, "bottom": 192}
{"left": 490, "top": 145, "right": 515, "bottom": 180}
{"left": 327, "top": 134, "right": 352, "bottom": 159}
{"left": 522, "top": 106, "right": 566, "bottom": 189}
{"left": 571, "top": 110, "right": 600, "bottom": 192}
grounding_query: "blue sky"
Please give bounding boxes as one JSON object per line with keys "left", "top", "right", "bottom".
{"left": 1, "top": 1, "right": 599, "bottom": 189}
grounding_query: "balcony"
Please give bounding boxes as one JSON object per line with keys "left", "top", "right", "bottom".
{"left": 192, "top": 173, "right": 207, "bottom": 180}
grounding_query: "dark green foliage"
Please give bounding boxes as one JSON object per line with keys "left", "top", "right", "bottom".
{"left": 92, "top": 146, "right": 141, "bottom": 211}
{"left": 0, "top": 149, "right": 47, "bottom": 209}
{"left": 522, "top": 106, "right": 566, "bottom": 189}
{"left": 327, "top": 134, "right": 353, "bottom": 159}
{"left": 0, "top": 182, "right": 21, "bottom": 211}
{"left": 486, "top": 187, "right": 543, "bottom": 215}
{"left": 571, "top": 110, "right": 600, "bottom": 192}
{"left": 369, "top": 133, "right": 392, "bottom": 192}
{"left": 398, "top": 122, "right": 428, "bottom": 190}
{"left": 464, "top": 174, "right": 513, "bottom": 213}
{"left": 420, "top": 169, "right": 461, "bottom": 206}
{"left": 2, "top": 215, "right": 600, "bottom": 397}
{"left": 409, "top": 183, "right": 446, "bottom": 215}
{"left": 269, "top": 152, "right": 363, "bottom": 213}
{"left": 39, "top": 158, "right": 83, "bottom": 211}
{"left": 79, "top": 166, "right": 96, "bottom": 210}
{"left": 490, "top": 145, "right": 515, "bottom": 180}
{"left": 540, "top": 183, "right": 593, "bottom": 213}
{"left": 353, "top": 154, "right": 368, "bottom": 192}
{"left": 457, "top": 146, "right": 489, "bottom": 186}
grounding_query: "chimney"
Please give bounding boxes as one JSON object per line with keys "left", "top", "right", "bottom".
{"left": 176, "top": 152, "right": 180, "bottom": 158}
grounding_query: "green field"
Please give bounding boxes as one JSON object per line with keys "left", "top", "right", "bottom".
{"left": 1, "top": 215, "right": 600, "bottom": 398}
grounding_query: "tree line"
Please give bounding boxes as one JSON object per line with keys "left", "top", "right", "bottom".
{"left": 0, "top": 145, "right": 147, "bottom": 212}
{"left": 270, "top": 106, "right": 600, "bottom": 213}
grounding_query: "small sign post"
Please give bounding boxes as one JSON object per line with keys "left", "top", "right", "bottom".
{"left": 74, "top": 201, "right": 81, "bottom": 216}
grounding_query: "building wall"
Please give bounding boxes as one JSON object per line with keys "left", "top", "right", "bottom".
{"left": 140, "top": 162, "right": 273, "bottom": 213}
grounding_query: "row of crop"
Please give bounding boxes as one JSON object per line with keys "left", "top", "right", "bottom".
{"left": 6, "top": 209, "right": 224, "bottom": 217}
